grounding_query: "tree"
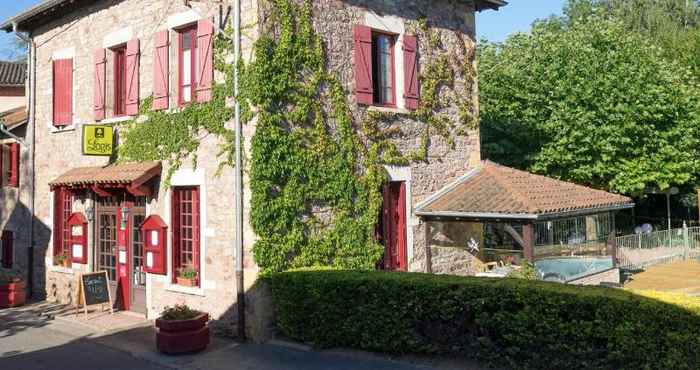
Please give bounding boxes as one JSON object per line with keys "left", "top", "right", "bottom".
{"left": 479, "top": 17, "right": 700, "bottom": 195}
{"left": 564, "top": 0, "right": 700, "bottom": 72}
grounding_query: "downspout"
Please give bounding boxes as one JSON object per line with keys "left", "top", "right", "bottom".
{"left": 233, "top": 0, "right": 245, "bottom": 341}
{"left": 12, "top": 22, "right": 36, "bottom": 298}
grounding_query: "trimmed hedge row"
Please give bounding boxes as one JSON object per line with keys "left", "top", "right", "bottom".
{"left": 266, "top": 270, "right": 700, "bottom": 369}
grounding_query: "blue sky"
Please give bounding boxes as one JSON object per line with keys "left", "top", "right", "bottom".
{"left": 0, "top": 0, "right": 566, "bottom": 59}
{"left": 477, "top": 0, "right": 566, "bottom": 42}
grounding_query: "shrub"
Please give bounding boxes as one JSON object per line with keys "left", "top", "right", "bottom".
{"left": 160, "top": 304, "right": 201, "bottom": 321}
{"left": 267, "top": 270, "right": 700, "bottom": 369}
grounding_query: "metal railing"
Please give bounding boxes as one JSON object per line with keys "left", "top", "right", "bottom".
{"left": 615, "top": 226, "right": 700, "bottom": 269}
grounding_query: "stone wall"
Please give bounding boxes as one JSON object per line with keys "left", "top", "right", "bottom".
{"left": 22, "top": 0, "right": 481, "bottom": 339}
{"left": 29, "top": 0, "right": 258, "bottom": 328}
{"left": 569, "top": 268, "right": 620, "bottom": 286}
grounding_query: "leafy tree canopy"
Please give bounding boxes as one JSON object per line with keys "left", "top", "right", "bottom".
{"left": 479, "top": 17, "right": 700, "bottom": 195}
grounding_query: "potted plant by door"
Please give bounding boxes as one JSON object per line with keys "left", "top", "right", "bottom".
{"left": 55, "top": 253, "right": 71, "bottom": 268}
{"left": 0, "top": 272, "right": 26, "bottom": 308}
{"left": 155, "top": 304, "right": 210, "bottom": 354}
{"left": 176, "top": 267, "right": 198, "bottom": 287}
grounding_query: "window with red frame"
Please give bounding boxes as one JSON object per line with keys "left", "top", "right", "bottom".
{"left": 172, "top": 187, "right": 200, "bottom": 285}
{"left": 53, "top": 188, "right": 73, "bottom": 258}
{"left": 178, "top": 26, "right": 198, "bottom": 105}
{"left": 371, "top": 32, "right": 396, "bottom": 106}
{"left": 113, "top": 46, "right": 127, "bottom": 116}
{"left": 0, "top": 143, "right": 19, "bottom": 188}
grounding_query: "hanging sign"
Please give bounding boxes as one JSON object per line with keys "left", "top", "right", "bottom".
{"left": 82, "top": 124, "right": 114, "bottom": 156}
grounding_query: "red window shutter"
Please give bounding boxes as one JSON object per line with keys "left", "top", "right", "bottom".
{"left": 153, "top": 30, "right": 170, "bottom": 110}
{"left": 9, "top": 143, "right": 19, "bottom": 188}
{"left": 53, "top": 188, "right": 64, "bottom": 256}
{"left": 353, "top": 25, "right": 373, "bottom": 105}
{"left": 192, "top": 187, "right": 200, "bottom": 271}
{"left": 171, "top": 190, "right": 181, "bottom": 282}
{"left": 402, "top": 35, "right": 420, "bottom": 110}
{"left": 52, "top": 59, "right": 73, "bottom": 126}
{"left": 94, "top": 49, "right": 106, "bottom": 120}
{"left": 125, "top": 38, "right": 140, "bottom": 116}
{"left": 196, "top": 19, "right": 214, "bottom": 103}
{"left": 1, "top": 230, "right": 13, "bottom": 268}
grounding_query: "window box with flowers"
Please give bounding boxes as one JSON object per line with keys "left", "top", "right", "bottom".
{"left": 176, "top": 267, "right": 198, "bottom": 287}
{"left": 54, "top": 252, "right": 71, "bottom": 268}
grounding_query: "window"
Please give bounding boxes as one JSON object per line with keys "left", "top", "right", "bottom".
{"left": 113, "top": 46, "right": 127, "bottom": 116}
{"left": 178, "top": 26, "right": 198, "bottom": 105}
{"left": 172, "top": 187, "right": 200, "bottom": 285}
{"left": 0, "top": 143, "right": 19, "bottom": 188}
{"left": 53, "top": 188, "right": 73, "bottom": 258}
{"left": 0, "top": 230, "right": 12, "bottom": 268}
{"left": 371, "top": 32, "right": 396, "bottom": 106}
{"left": 353, "top": 25, "right": 419, "bottom": 109}
{"left": 52, "top": 58, "right": 73, "bottom": 126}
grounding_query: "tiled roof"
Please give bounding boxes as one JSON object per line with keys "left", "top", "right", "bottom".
{"left": 0, "top": 106, "right": 27, "bottom": 130}
{"left": 49, "top": 162, "right": 161, "bottom": 188}
{"left": 0, "top": 61, "right": 25, "bottom": 87}
{"left": 416, "top": 161, "right": 634, "bottom": 219}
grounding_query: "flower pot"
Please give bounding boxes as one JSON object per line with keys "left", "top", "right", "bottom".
{"left": 0, "top": 280, "right": 26, "bottom": 308}
{"left": 155, "top": 312, "right": 210, "bottom": 354}
{"left": 60, "top": 259, "right": 71, "bottom": 268}
{"left": 176, "top": 277, "right": 198, "bottom": 287}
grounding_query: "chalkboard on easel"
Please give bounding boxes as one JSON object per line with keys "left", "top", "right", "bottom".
{"left": 76, "top": 271, "right": 113, "bottom": 317}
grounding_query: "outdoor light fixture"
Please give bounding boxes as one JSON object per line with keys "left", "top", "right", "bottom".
{"left": 86, "top": 203, "right": 94, "bottom": 222}
{"left": 120, "top": 207, "right": 129, "bottom": 230}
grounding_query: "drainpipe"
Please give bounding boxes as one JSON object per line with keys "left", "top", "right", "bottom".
{"left": 185, "top": 0, "right": 245, "bottom": 339}
{"left": 12, "top": 22, "right": 36, "bottom": 298}
{"left": 233, "top": 0, "right": 245, "bottom": 341}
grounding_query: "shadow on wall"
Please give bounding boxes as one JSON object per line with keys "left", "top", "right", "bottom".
{"left": 2, "top": 191, "right": 52, "bottom": 300}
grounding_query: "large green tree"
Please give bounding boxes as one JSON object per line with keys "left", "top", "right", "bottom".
{"left": 565, "top": 0, "right": 700, "bottom": 72}
{"left": 479, "top": 17, "right": 700, "bottom": 195}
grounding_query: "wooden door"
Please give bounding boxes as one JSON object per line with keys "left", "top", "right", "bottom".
{"left": 95, "top": 196, "right": 119, "bottom": 303}
{"left": 381, "top": 181, "right": 407, "bottom": 271}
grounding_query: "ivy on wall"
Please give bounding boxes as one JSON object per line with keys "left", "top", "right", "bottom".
{"left": 117, "top": 0, "right": 477, "bottom": 273}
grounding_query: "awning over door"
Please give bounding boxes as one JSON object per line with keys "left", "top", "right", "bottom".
{"left": 49, "top": 161, "right": 161, "bottom": 197}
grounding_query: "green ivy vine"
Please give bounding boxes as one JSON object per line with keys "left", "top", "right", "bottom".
{"left": 116, "top": 0, "right": 477, "bottom": 274}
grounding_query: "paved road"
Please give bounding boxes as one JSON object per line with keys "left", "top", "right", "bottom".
{"left": 1, "top": 306, "right": 461, "bottom": 370}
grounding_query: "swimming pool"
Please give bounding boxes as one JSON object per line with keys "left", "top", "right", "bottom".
{"left": 534, "top": 256, "right": 614, "bottom": 283}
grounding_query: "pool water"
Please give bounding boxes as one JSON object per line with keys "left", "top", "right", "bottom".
{"left": 534, "top": 257, "right": 614, "bottom": 283}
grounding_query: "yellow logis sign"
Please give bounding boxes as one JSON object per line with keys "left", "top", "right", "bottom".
{"left": 82, "top": 124, "right": 114, "bottom": 156}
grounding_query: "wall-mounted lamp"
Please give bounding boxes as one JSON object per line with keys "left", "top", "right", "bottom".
{"left": 86, "top": 203, "right": 95, "bottom": 222}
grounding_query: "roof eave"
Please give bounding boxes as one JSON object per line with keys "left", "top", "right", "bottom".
{"left": 474, "top": 0, "right": 508, "bottom": 12}
{"left": 417, "top": 202, "right": 635, "bottom": 222}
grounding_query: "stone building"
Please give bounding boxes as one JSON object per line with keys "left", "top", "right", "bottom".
{"left": 0, "top": 61, "right": 26, "bottom": 112}
{"left": 1, "top": 0, "right": 507, "bottom": 337}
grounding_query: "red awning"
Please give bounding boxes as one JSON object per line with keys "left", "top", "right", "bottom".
{"left": 49, "top": 162, "right": 161, "bottom": 197}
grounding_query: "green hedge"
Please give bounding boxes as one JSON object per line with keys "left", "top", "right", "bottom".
{"left": 266, "top": 270, "right": 700, "bottom": 369}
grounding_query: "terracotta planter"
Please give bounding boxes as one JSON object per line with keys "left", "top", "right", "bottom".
{"left": 176, "top": 277, "right": 198, "bottom": 287}
{"left": 156, "top": 312, "right": 210, "bottom": 354}
{"left": 0, "top": 280, "right": 26, "bottom": 308}
{"left": 60, "top": 259, "right": 71, "bottom": 268}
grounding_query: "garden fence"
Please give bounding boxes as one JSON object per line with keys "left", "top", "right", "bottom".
{"left": 615, "top": 226, "right": 700, "bottom": 270}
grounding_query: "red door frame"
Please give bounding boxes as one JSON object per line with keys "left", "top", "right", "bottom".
{"left": 116, "top": 201, "right": 131, "bottom": 310}
{"left": 382, "top": 181, "right": 407, "bottom": 271}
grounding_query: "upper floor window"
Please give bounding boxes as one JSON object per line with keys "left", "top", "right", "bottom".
{"left": 353, "top": 25, "right": 419, "bottom": 110}
{"left": 113, "top": 46, "right": 127, "bottom": 116}
{"left": 178, "top": 25, "right": 198, "bottom": 106}
{"left": 52, "top": 58, "right": 73, "bottom": 126}
{"left": 372, "top": 32, "right": 396, "bottom": 107}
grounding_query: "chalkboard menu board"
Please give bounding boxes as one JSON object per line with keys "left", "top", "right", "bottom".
{"left": 76, "top": 271, "right": 113, "bottom": 316}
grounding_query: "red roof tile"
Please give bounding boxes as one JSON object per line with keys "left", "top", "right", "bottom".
{"left": 416, "top": 161, "right": 633, "bottom": 219}
{"left": 49, "top": 162, "right": 161, "bottom": 188}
